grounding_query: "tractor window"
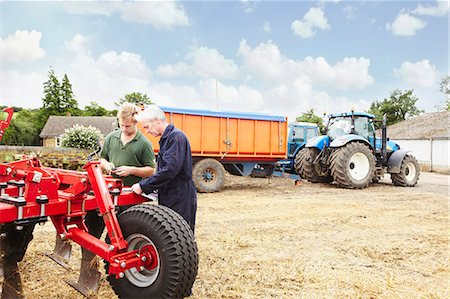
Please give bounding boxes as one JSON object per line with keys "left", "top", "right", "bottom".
{"left": 354, "top": 117, "right": 371, "bottom": 139}
{"left": 306, "top": 128, "right": 317, "bottom": 140}
{"left": 327, "top": 117, "right": 352, "bottom": 139}
{"left": 291, "top": 127, "right": 305, "bottom": 142}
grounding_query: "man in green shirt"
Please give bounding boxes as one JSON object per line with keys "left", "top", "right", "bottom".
{"left": 73, "top": 103, "right": 155, "bottom": 293}
{"left": 100, "top": 102, "right": 155, "bottom": 186}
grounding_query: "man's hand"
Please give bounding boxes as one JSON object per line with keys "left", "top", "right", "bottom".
{"left": 113, "top": 166, "right": 134, "bottom": 177}
{"left": 131, "top": 183, "right": 143, "bottom": 195}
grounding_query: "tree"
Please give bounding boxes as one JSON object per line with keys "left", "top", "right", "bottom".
{"left": 368, "top": 89, "right": 423, "bottom": 126}
{"left": 61, "top": 74, "right": 78, "bottom": 113}
{"left": 42, "top": 68, "right": 79, "bottom": 116}
{"left": 83, "top": 101, "right": 110, "bottom": 116}
{"left": 440, "top": 75, "right": 450, "bottom": 95}
{"left": 439, "top": 76, "right": 450, "bottom": 111}
{"left": 296, "top": 109, "right": 325, "bottom": 134}
{"left": 115, "top": 92, "right": 153, "bottom": 107}
{"left": 42, "top": 68, "right": 62, "bottom": 115}
{"left": 1, "top": 109, "right": 41, "bottom": 146}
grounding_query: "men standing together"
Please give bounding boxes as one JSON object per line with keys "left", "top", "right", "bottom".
{"left": 101, "top": 103, "right": 197, "bottom": 233}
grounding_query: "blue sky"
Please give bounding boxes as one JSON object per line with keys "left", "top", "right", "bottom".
{"left": 1, "top": 0, "right": 448, "bottom": 121}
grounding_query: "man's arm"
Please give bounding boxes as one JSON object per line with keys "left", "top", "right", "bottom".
{"left": 138, "top": 134, "right": 186, "bottom": 194}
{"left": 113, "top": 165, "right": 155, "bottom": 178}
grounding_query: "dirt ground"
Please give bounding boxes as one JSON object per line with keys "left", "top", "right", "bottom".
{"left": 3, "top": 171, "right": 449, "bottom": 298}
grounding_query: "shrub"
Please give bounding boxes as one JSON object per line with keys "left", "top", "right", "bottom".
{"left": 60, "top": 124, "right": 103, "bottom": 149}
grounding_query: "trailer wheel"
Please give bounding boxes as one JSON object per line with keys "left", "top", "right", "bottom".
{"left": 330, "top": 142, "right": 375, "bottom": 189}
{"left": 391, "top": 155, "right": 420, "bottom": 187}
{"left": 294, "top": 148, "right": 329, "bottom": 183}
{"left": 105, "top": 204, "right": 198, "bottom": 299}
{"left": 192, "top": 158, "right": 225, "bottom": 192}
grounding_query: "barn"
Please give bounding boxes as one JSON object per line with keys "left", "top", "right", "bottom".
{"left": 40, "top": 116, "right": 117, "bottom": 147}
{"left": 387, "top": 111, "right": 449, "bottom": 174}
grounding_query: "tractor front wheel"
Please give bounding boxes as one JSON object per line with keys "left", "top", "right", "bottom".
{"left": 105, "top": 204, "right": 198, "bottom": 299}
{"left": 192, "top": 158, "right": 225, "bottom": 192}
{"left": 330, "top": 142, "right": 375, "bottom": 189}
{"left": 391, "top": 155, "right": 420, "bottom": 187}
{"left": 294, "top": 148, "right": 330, "bottom": 183}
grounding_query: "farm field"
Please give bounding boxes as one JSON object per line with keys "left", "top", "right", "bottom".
{"left": 5, "top": 172, "right": 449, "bottom": 298}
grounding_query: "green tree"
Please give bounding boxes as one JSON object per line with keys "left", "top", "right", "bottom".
{"left": 296, "top": 109, "right": 325, "bottom": 134}
{"left": 115, "top": 92, "right": 153, "bottom": 107}
{"left": 42, "top": 68, "right": 79, "bottom": 116}
{"left": 1, "top": 109, "right": 41, "bottom": 146}
{"left": 438, "top": 76, "right": 450, "bottom": 111}
{"left": 83, "top": 101, "right": 110, "bottom": 116}
{"left": 42, "top": 68, "right": 62, "bottom": 115}
{"left": 440, "top": 75, "right": 450, "bottom": 95}
{"left": 61, "top": 74, "right": 79, "bottom": 114}
{"left": 368, "top": 89, "right": 423, "bottom": 126}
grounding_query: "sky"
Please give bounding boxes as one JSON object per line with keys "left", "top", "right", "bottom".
{"left": 1, "top": 0, "right": 448, "bottom": 121}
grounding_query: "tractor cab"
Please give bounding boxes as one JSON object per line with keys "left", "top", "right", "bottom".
{"left": 287, "top": 122, "right": 319, "bottom": 159}
{"left": 326, "top": 112, "right": 376, "bottom": 146}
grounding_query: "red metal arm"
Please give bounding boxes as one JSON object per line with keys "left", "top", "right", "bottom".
{"left": 0, "top": 107, "right": 14, "bottom": 141}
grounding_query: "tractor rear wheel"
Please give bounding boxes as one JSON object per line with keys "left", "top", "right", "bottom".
{"left": 105, "top": 204, "right": 198, "bottom": 299}
{"left": 330, "top": 142, "right": 375, "bottom": 189}
{"left": 391, "top": 155, "right": 420, "bottom": 187}
{"left": 192, "top": 158, "right": 225, "bottom": 192}
{"left": 294, "top": 148, "right": 329, "bottom": 183}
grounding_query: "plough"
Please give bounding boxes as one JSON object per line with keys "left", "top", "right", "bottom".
{"left": 0, "top": 107, "right": 198, "bottom": 298}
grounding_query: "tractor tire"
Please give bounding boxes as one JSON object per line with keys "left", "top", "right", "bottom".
{"left": 294, "top": 148, "right": 329, "bottom": 183}
{"left": 391, "top": 155, "right": 420, "bottom": 187}
{"left": 105, "top": 204, "right": 198, "bottom": 299}
{"left": 330, "top": 142, "right": 375, "bottom": 189}
{"left": 192, "top": 158, "right": 225, "bottom": 193}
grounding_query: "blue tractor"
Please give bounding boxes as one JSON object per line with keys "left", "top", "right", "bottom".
{"left": 294, "top": 111, "right": 420, "bottom": 189}
{"left": 251, "top": 122, "right": 319, "bottom": 178}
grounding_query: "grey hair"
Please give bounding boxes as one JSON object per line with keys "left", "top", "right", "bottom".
{"left": 137, "top": 104, "right": 167, "bottom": 122}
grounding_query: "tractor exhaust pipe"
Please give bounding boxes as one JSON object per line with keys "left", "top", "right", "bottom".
{"left": 381, "top": 114, "right": 388, "bottom": 164}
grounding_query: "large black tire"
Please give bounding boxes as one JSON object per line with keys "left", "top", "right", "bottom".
{"left": 105, "top": 204, "right": 198, "bottom": 299}
{"left": 330, "top": 142, "right": 375, "bottom": 189}
{"left": 192, "top": 158, "right": 225, "bottom": 193}
{"left": 294, "top": 148, "right": 329, "bottom": 183}
{"left": 391, "top": 155, "right": 420, "bottom": 187}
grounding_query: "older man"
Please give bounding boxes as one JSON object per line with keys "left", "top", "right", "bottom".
{"left": 131, "top": 105, "right": 197, "bottom": 233}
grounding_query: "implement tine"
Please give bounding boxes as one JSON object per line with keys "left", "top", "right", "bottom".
{"left": 47, "top": 234, "right": 72, "bottom": 269}
{"left": 1, "top": 260, "right": 24, "bottom": 299}
{"left": 65, "top": 249, "right": 101, "bottom": 298}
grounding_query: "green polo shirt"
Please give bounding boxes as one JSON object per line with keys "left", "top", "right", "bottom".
{"left": 101, "top": 129, "right": 155, "bottom": 186}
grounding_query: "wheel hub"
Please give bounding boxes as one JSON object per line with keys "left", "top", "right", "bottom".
{"left": 348, "top": 152, "right": 370, "bottom": 181}
{"left": 124, "top": 234, "right": 160, "bottom": 288}
{"left": 404, "top": 162, "right": 417, "bottom": 182}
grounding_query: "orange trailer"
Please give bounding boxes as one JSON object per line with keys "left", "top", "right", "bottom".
{"left": 138, "top": 107, "right": 288, "bottom": 192}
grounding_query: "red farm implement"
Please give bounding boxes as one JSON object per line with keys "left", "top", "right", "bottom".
{"left": 0, "top": 107, "right": 198, "bottom": 298}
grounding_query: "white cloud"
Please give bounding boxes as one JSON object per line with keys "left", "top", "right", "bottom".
{"left": 1, "top": 70, "right": 46, "bottom": 107}
{"left": 120, "top": 1, "right": 189, "bottom": 29}
{"left": 1, "top": 30, "right": 46, "bottom": 62}
{"left": 413, "top": 1, "right": 449, "bottom": 17}
{"left": 156, "top": 47, "right": 239, "bottom": 80}
{"left": 394, "top": 60, "right": 441, "bottom": 88}
{"left": 64, "top": 34, "right": 152, "bottom": 109}
{"left": 386, "top": 13, "right": 426, "bottom": 36}
{"left": 291, "top": 7, "right": 330, "bottom": 38}
{"left": 199, "top": 79, "right": 265, "bottom": 111}
{"left": 64, "top": 1, "right": 189, "bottom": 29}
{"left": 238, "top": 39, "right": 284, "bottom": 81}
{"left": 238, "top": 39, "right": 374, "bottom": 90}
{"left": 240, "top": 0, "right": 257, "bottom": 14}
